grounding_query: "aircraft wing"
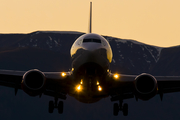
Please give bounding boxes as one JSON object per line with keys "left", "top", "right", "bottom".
{"left": 109, "top": 73, "right": 180, "bottom": 101}
{"left": 0, "top": 70, "right": 24, "bottom": 90}
{"left": 1, "top": 69, "right": 180, "bottom": 101}
{"left": 0, "top": 69, "right": 71, "bottom": 99}
{"left": 155, "top": 76, "right": 180, "bottom": 93}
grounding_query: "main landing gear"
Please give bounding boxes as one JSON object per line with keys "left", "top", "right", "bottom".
{"left": 48, "top": 97, "right": 64, "bottom": 114}
{"left": 113, "top": 100, "right": 128, "bottom": 116}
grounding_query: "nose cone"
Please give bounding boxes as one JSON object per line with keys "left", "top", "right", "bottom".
{"left": 70, "top": 33, "right": 113, "bottom": 63}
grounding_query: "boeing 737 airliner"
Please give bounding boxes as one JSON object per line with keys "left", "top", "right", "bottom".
{"left": 0, "top": 2, "right": 180, "bottom": 116}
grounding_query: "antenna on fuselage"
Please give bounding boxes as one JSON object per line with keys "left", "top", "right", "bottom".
{"left": 89, "top": 2, "right": 92, "bottom": 33}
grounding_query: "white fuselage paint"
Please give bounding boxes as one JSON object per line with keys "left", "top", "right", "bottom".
{"left": 70, "top": 33, "right": 113, "bottom": 71}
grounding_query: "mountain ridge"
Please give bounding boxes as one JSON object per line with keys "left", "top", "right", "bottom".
{"left": 0, "top": 31, "right": 179, "bottom": 75}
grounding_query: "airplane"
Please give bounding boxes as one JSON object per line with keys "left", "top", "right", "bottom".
{"left": 1, "top": 2, "right": 180, "bottom": 116}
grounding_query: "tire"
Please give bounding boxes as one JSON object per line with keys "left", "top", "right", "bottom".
{"left": 49, "top": 101, "right": 54, "bottom": 113}
{"left": 113, "top": 103, "right": 119, "bottom": 116}
{"left": 58, "top": 101, "right": 64, "bottom": 114}
{"left": 123, "top": 103, "right": 128, "bottom": 116}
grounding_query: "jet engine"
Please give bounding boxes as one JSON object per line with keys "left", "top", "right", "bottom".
{"left": 21, "top": 69, "right": 46, "bottom": 96}
{"left": 134, "top": 73, "right": 158, "bottom": 101}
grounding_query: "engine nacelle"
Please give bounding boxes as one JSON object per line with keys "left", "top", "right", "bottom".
{"left": 21, "top": 69, "right": 46, "bottom": 96}
{"left": 134, "top": 73, "right": 158, "bottom": 101}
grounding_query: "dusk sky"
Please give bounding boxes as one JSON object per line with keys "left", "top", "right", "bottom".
{"left": 1, "top": 1, "right": 180, "bottom": 119}
{"left": 0, "top": 0, "right": 180, "bottom": 47}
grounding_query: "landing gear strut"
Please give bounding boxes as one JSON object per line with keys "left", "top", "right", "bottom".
{"left": 113, "top": 100, "right": 128, "bottom": 116}
{"left": 48, "top": 97, "right": 64, "bottom": 114}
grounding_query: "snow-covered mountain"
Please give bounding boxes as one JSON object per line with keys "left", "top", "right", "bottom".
{"left": 104, "top": 36, "right": 162, "bottom": 74}
{"left": 0, "top": 31, "right": 179, "bottom": 75}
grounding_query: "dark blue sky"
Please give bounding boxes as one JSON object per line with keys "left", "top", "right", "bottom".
{"left": 0, "top": 86, "right": 180, "bottom": 120}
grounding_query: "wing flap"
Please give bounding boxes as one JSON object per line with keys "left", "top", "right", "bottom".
{"left": 0, "top": 70, "right": 23, "bottom": 89}
{"left": 157, "top": 76, "right": 180, "bottom": 94}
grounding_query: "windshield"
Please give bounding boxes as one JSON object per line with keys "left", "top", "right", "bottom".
{"left": 83, "top": 39, "right": 101, "bottom": 43}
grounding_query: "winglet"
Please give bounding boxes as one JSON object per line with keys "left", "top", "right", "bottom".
{"left": 89, "top": 2, "right": 92, "bottom": 33}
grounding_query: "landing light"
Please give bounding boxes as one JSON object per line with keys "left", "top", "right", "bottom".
{"left": 61, "top": 72, "right": 66, "bottom": 77}
{"left": 98, "top": 85, "right": 102, "bottom": 91}
{"left": 76, "top": 84, "right": 82, "bottom": 91}
{"left": 97, "top": 81, "right": 99, "bottom": 85}
{"left": 80, "top": 79, "right": 83, "bottom": 84}
{"left": 113, "top": 74, "right": 119, "bottom": 79}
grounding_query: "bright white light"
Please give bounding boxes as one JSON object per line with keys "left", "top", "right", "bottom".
{"left": 113, "top": 74, "right": 119, "bottom": 79}
{"left": 61, "top": 72, "right": 66, "bottom": 77}
{"left": 77, "top": 85, "right": 81, "bottom": 90}
{"left": 76, "top": 84, "right": 82, "bottom": 91}
{"left": 80, "top": 79, "right": 83, "bottom": 84}
{"left": 98, "top": 86, "right": 102, "bottom": 91}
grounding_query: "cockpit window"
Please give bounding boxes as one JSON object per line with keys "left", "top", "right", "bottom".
{"left": 83, "top": 39, "right": 101, "bottom": 43}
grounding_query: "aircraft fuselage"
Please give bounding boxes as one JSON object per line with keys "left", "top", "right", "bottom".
{"left": 69, "top": 33, "right": 113, "bottom": 103}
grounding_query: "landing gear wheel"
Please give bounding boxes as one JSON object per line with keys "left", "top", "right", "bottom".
{"left": 58, "top": 101, "right": 64, "bottom": 114}
{"left": 113, "top": 103, "right": 119, "bottom": 116}
{"left": 122, "top": 103, "right": 128, "bottom": 116}
{"left": 49, "top": 101, "right": 54, "bottom": 113}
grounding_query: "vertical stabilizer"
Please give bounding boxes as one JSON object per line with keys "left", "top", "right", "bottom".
{"left": 89, "top": 2, "right": 92, "bottom": 33}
